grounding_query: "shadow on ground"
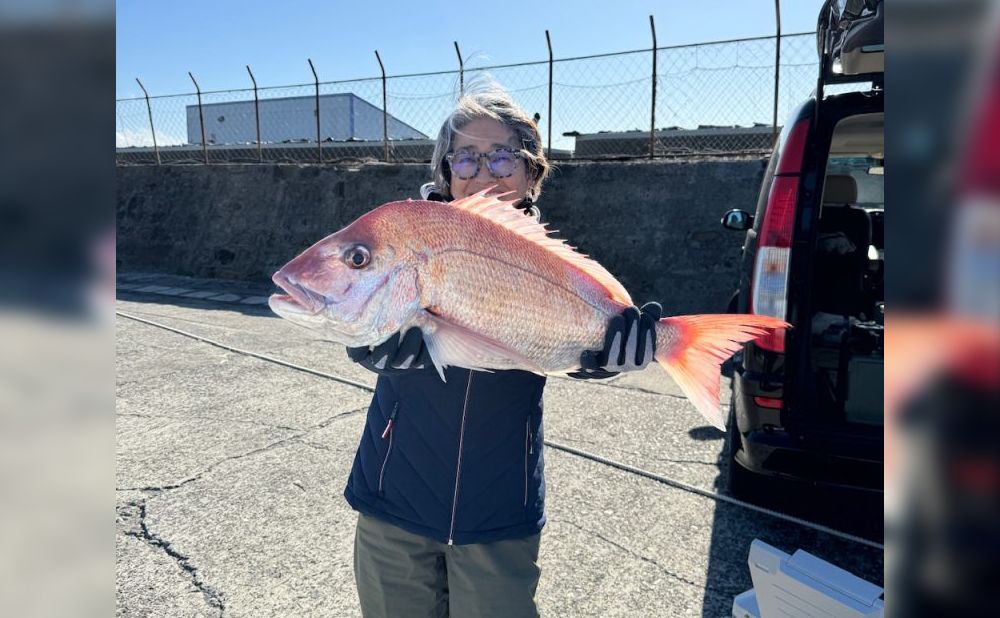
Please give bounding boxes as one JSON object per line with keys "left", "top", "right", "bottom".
{"left": 700, "top": 441, "right": 884, "bottom": 617}
{"left": 117, "top": 288, "right": 278, "bottom": 318}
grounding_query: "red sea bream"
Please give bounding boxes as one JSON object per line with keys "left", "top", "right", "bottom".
{"left": 269, "top": 189, "right": 787, "bottom": 429}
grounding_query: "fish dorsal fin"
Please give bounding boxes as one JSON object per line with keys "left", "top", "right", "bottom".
{"left": 449, "top": 188, "right": 633, "bottom": 305}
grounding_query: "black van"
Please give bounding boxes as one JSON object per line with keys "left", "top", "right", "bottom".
{"left": 721, "top": 0, "right": 884, "bottom": 497}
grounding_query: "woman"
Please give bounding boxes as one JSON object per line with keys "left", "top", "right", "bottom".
{"left": 344, "top": 86, "right": 660, "bottom": 617}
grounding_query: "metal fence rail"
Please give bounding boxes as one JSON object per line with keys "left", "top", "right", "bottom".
{"left": 116, "top": 31, "right": 820, "bottom": 166}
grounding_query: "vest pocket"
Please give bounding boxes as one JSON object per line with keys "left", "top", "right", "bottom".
{"left": 524, "top": 416, "right": 532, "bottom": 507}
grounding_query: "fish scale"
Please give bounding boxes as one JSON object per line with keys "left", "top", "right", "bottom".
{"left": 408, "top": 201, "right": 619, "bottom": 367}
{"left": 424, "top": 249, "right": 609, "bottom": 369}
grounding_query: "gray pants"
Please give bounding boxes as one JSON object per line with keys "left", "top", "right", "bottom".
{"left": 353, "top": 513, "right": 541, "bottom": 618}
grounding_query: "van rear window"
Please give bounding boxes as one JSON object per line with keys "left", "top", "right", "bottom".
{"left": 826, "top": 156, "right": 884, "bottom": 210}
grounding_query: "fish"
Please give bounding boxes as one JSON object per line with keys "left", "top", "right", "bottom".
{"left": 269, "top": 188, "right": 787, "bottom": 429}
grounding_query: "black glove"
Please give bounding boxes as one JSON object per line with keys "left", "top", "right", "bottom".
{"left": 347, "top": 328, "right": 432, "bottom": 375}
{"left": 568, "top": 302, "right": 662, "bottom": 380}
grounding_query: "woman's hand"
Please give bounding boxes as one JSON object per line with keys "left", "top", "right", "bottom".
{"left": 347, "top": 328, "right": 432, "bottom": 375}
{"left": 568, "top": 302, "right": 662, "bottom": 380}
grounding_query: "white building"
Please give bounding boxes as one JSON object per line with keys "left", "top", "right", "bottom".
{"left": 186, "top": 93, "right": 427, "bottom": 145}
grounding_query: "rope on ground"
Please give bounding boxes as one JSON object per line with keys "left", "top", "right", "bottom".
{"left": 543, "top": 440, "right": 884, "bottom": 550}
{"left": 116, "top": 310, "right": 375, "bottom": 393}
{"left": 116, "top": 309, "right": 884, "bottom": 551}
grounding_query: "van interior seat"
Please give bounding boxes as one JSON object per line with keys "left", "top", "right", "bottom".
{"left": 813, "top": 175, "right": 873, "bottom": 317}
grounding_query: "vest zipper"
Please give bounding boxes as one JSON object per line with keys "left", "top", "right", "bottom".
{"left": 448, "top": 371, "right": 474, "bottom": 545}
{"left": 378, "top": 402, "right": 399, "bottom": 495}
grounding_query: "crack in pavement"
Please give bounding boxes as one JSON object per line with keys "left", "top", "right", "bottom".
{"left": 295, "top": 439, "right": 349, "bottom": 453}
{"left": 116, "top": 406, "right": 367, "bottom": 493}
{"left": 117, "top": 412, "right": 302, "bottom": 432}
{"left": 310, "top": 406, "right": 368, "bottom": 430}
{"left": 116, "top": 432, "right": 302, "bottom": 493}
{"left": 118, "top": 500, "right": 226, "bottom": 616}
{"left": 115, "top": 406, "right": 368, "bottom": 613}
{"left": 550, "top": 517, "right": 744, "bottom": 600}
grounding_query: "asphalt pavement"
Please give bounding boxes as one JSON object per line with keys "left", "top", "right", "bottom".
{"left": 115, "top": 274, "right": 883, "bottom": 617}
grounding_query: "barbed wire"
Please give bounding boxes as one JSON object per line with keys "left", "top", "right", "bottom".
{"left": 116, "top": 32, "right": 823, "bottom": 165}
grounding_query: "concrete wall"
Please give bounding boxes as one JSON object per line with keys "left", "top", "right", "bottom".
{"left": 116, "top": 159, "right": 766, "bottom": 314}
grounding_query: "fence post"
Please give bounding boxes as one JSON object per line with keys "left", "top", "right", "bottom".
{"left": 188, "top": 72, "right": 209, "bottom": 164}
{"left": 772, "top": 0, "right": 782, "bottom": 148}
{"left": 649, "top": 15, "right": 657, "bottom": 159}
{"left": 375, "top": 50, "right": 390, "bottom": 163}
{"left": 308, "top": 59, "right": 322, "bottom": 164}
{"left": 454, "top": 41, "right": 464, "bottom": 96}
{"left": 247, "top": 65, "right": 262, "bottom": 163}
{"left": 135, "top": 78, "right": 160, "bottom": 165}
{"left": 545, "top": 30, "right": 553, "bottom": 159}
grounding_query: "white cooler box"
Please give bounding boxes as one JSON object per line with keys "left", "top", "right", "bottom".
{"left": 732, "top": 540, "right": 883, "bottom": 618}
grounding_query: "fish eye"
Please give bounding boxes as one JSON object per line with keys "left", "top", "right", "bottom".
{"left": 345, "top": 245, "right": 371, "bottom": 269}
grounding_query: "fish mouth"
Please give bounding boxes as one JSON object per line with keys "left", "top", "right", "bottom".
{"left": 270, "top": 271, "right": 339, "bottom": 315}
{"left": 268, "top": 292, "right": 310, "bottom": 314}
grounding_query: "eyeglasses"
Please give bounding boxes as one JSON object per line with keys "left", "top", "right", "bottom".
{"left": 445, "top": 148, "right": 523, "bottom": 180}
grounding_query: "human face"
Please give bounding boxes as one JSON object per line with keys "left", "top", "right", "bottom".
{"left": 448, "top": 117, "right": 532, "bottom": 201}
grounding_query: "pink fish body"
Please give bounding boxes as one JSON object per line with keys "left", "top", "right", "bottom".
{"left": 270, "top": 189, "right": 786, "bottom": 428}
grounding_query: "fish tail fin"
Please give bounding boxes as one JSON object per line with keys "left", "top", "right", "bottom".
{"left": 653, "top": 314, "right": 788, "bottom": 430}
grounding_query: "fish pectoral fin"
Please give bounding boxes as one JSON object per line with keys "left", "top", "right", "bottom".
{"left": 418, "top": 310, "right": 546, "bottom": 376}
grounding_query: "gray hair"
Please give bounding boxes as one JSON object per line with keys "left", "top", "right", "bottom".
{"left": 430, "top": 84, "right": 550, "bottom": 201}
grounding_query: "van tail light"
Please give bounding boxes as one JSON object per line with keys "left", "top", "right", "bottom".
{"left": 753, "top": 396, "right": 784, "bottom": 409}
{"left": 948, "top": 40, "right": 1000, "bottom": 320}
{"left": 750, "top": 117, "right": 810, "bottom": 353}
{"left": 958, "top": 49, "right": 1000, "bottom": 195}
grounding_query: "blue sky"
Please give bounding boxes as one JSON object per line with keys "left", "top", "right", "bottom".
{"left": 116, "top": 0, "right": 820, "bottom": 99}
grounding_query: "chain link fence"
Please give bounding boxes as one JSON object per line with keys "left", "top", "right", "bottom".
{"left": 116, "top": 32, "right": 821, "bottom": 166}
